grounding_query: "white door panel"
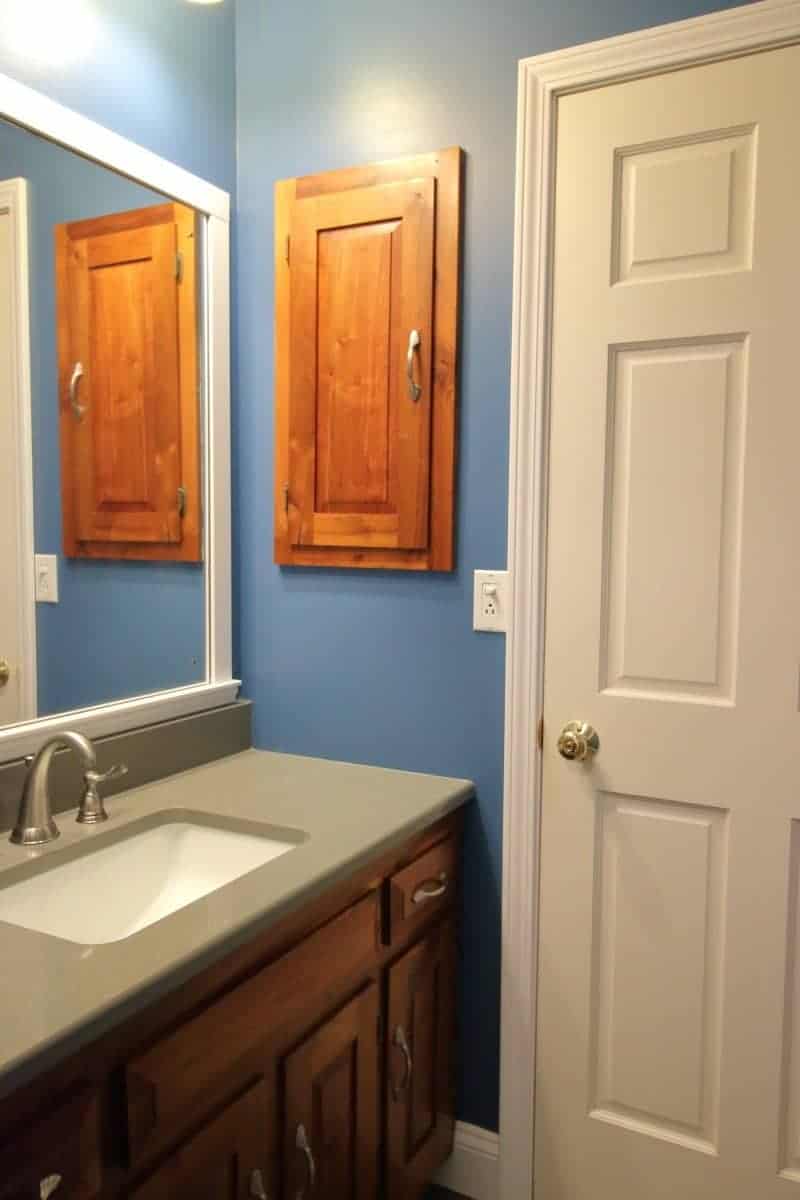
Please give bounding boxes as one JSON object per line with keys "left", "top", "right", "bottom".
{"left": 538, "top": 45, "right": 800, "bottom": 1198}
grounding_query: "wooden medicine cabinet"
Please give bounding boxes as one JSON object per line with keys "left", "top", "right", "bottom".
{"left": 274, "top": 148, "right": 462, "bottom": 571}
{"left": 55, "top": 202, "right": 201, "bottom": 562}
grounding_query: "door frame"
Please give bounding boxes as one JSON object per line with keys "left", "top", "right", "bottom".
{"left": 499, "top": 2, "right": 800, "bottom": 1196}
{"left": 0, "top": 177, "right": 36, "bottom": 721}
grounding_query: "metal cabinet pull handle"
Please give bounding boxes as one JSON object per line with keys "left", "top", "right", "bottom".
{"left": 412, "top": 873, "right": 449, "bottom": 905}
{"left": 406, "top": 329, "right": 421, "bottom": 401}
{"left": 69, "top": 362, "right": 86, "bottom": 420}
{"left": 249, "top": 1167, "right": 268, "bottom": 1199}
{"left": 40, "top": 1176, "right": 62, "bottom": 1200}
{"left": 295, "top": 1123, "right": 316, "bottom": 1196}
{"left": 392, "top": 1025, "right": 413, "bottom": 1100}
{"left": 0, "top": 658, "right": 10, "bottom": 688}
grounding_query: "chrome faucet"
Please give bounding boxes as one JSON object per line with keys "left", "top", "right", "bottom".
{"left": 9, "top": 732, "right": 127, "bottom": 846}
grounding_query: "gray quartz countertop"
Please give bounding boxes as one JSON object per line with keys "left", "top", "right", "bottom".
{"left": 0, "top": 748, "right": 473, "bottom": 1099}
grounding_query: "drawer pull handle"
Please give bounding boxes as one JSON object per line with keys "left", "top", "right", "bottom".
{"left": 250, "top": 1168, "right": 268, "bottom": 1199}
{"left": 40, "top": 1177, "right": 62, "bottom": 1200}
{"left": 392, "top": 1025, "right": 413, "bottom": 1100}
{"left": 412, "top": 873, "right": 449, "bottom": 905}
{"left": 296, "top": 1123, "right": 316, "bottom": 1196}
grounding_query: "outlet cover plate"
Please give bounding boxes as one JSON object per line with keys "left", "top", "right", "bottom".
{"left": 473, "top": 569, "right": 509, "bottom": 633}
{"left": 35, "top": 554, "right": 59, "bottom": 604}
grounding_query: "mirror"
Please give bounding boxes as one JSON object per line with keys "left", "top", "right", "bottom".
{"left": 0, "top": 114, "right": 207, "bottom": 732}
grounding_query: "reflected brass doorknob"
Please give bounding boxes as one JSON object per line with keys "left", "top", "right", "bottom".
{"left": 557, "top": 721, "right": 600, "bottom": 762}
{"left": 0, "top": 659, "right": 9, "bottom": 688}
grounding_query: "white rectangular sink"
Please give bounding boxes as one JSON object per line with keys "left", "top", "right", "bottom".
{"left": 0, "top": 815, "right": 304, "bottom": 945}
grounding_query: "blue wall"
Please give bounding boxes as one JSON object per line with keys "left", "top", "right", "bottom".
{"left": 0, "top": 119, "right": 205, "bottom": 716}
{"left": 0, "top": 0, "right": 235, "bottom": 717}
{"left": 235, "top": 0, "right": 742, "bottom": 1131}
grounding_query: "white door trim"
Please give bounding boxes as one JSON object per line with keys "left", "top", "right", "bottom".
{"left": 0, "top": 177, "right": 36, "bottom": 721}
{"left": 500, "top": 2, "right": 800, "bottom": 1197}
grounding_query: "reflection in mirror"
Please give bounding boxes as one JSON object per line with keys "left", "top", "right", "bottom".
{"left": 0, "top": 116, "right": 205, "bottom": 732}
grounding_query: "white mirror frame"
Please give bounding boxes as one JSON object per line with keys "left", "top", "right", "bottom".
{"left": 0, "top": 71, "right": 238, "bottom": 762}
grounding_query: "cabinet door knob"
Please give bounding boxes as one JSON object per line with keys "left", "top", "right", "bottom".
{"left": 392, "top": 1025, "right": 413, "bottom": 1100}
{"left": 295, "top": 1123, "right": 316, "bottom": 1196}
{"left": 249, "top": 1167, "right": 268, "bottom": 1199}
{"left": 40, "top": 1176, "right": 62, "bottom": 1200}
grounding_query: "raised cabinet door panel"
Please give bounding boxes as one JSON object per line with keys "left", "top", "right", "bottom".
{"left": 289, "top": 179, "right": 435, "bottom": 552}
{"left": 275, "top": 148, "right": 462, "bottom": 571}
{"left": 282, "top": 984, "right": 380, "bottom": 1200}
{"left": 386, "top": 921, "right": 457, "bottom": 1200}
{"left": 56, "top": 202, "right": 201, "bottom": 561}
{"left": 130, "top": 1079, "right": 271, "bottom": 1200}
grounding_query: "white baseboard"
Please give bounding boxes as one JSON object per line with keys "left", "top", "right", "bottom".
{"left": 434, "top": 1121, "right": 500, "bottom": 1199}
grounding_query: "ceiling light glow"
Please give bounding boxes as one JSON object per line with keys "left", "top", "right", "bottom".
{"left": 0, "top": 0, "right": 99, "bottom": 67}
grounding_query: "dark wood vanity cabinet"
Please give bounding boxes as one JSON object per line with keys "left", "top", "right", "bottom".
{"left": 130, "top": 1081, "right": 270, "bottom": 1200}
{"left": 0, "top": 811, "right": 463, "bottom": 1200}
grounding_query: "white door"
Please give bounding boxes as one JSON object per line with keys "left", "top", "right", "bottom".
{"left": 538, "top": 45, "right": 800, "bottom": 1199}
{"left": 0, "top": 181, "right": 34, "bottom": 725}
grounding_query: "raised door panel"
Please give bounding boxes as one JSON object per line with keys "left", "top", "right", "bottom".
{"left": 130, "top": 1079, "right": 271, "bottom": 1200}
{"left": 0, "top": 1087, "right": 101, "bottom": 1200}
{"left": 386, "top": 920, "right": 456, "bottom": 1200}
{"left": 56, "top": 202, "right": 200, "bottom": 561}
{"left": 282, "top": 984, "right": 380, "bottom": 1200}
{"left": 289, "top": 179, "right": 434, "bottom": 552}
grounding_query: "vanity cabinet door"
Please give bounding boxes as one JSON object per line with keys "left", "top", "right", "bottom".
{"left": 130, "top": 1079, "right": 270, "bottom": 1200}
{"left": 385, "top": 920, "right": 457, "bottom": 1200}
{"left": 282, "top": 984, "right": 380, "bottom": 1200}
{"left": 55, "top": 202, "right": 201, "bottom": 562}
{"left": 0, "top": 1086, "right": 101, "bottom": 1200}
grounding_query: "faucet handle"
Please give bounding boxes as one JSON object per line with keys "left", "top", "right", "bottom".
{"left": 87, "top": 763, "right": 128, "bottom": 786}
{"left": 77, "top": 762, "right": 128, "bottom": 825}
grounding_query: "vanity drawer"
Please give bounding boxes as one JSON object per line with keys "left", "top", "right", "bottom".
{"left": 387, "top": 836, "right": 459, "bottom": 944}
{"left": 0, "top": 1086, "right": 101, "bottom": 1200}
{"left": 125, "top": 889, "right": 380, "bottom": 1163}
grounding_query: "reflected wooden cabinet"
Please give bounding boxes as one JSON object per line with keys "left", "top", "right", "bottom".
{"left": 274, "top": 149, "right": 462, "bottom": 571}
{"left": 0, "top": 815, "right": 463, "bottom": 1200}
{"left": 55, "top": 202, "right": 201, "bottom": 561}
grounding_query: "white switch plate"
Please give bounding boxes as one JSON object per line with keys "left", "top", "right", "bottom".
{"left": 35, "top": 554, "right": 59, "bottom": 603}
{"left": 473, "top": 569, "right": 509, "bottom": 633}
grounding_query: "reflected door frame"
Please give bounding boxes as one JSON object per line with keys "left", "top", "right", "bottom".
{"left": 501, "top": 2, "right": 800, "bottom": 1198}
{"left": 0, "top": 177, "right": 36, "bottom": 722}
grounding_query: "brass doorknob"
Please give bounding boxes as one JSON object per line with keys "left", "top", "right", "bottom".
{"left": 557, "top": 721, "right": 600, "bottom": 762}
{"left": 0, "top": 658, "right": 10, "bottom": 688}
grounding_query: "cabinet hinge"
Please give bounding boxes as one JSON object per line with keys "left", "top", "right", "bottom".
{"left": 177, "top": 485, "right": 187, "bottom": 519}
{"left": 175, "top": 251, "right": 184, "bottom": 283}
{"left": 536, "top": 715, "right": 544, "bottom": 751}
{"left": 285, "top": 235, "right": 290, "bottom": 266}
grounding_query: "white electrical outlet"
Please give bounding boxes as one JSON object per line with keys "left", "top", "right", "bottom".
{"left": 473, "top": 569, "right": 509, "bottom": 633}
{"left": 35, "top": 554, "right": 59, "bottom": 604}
